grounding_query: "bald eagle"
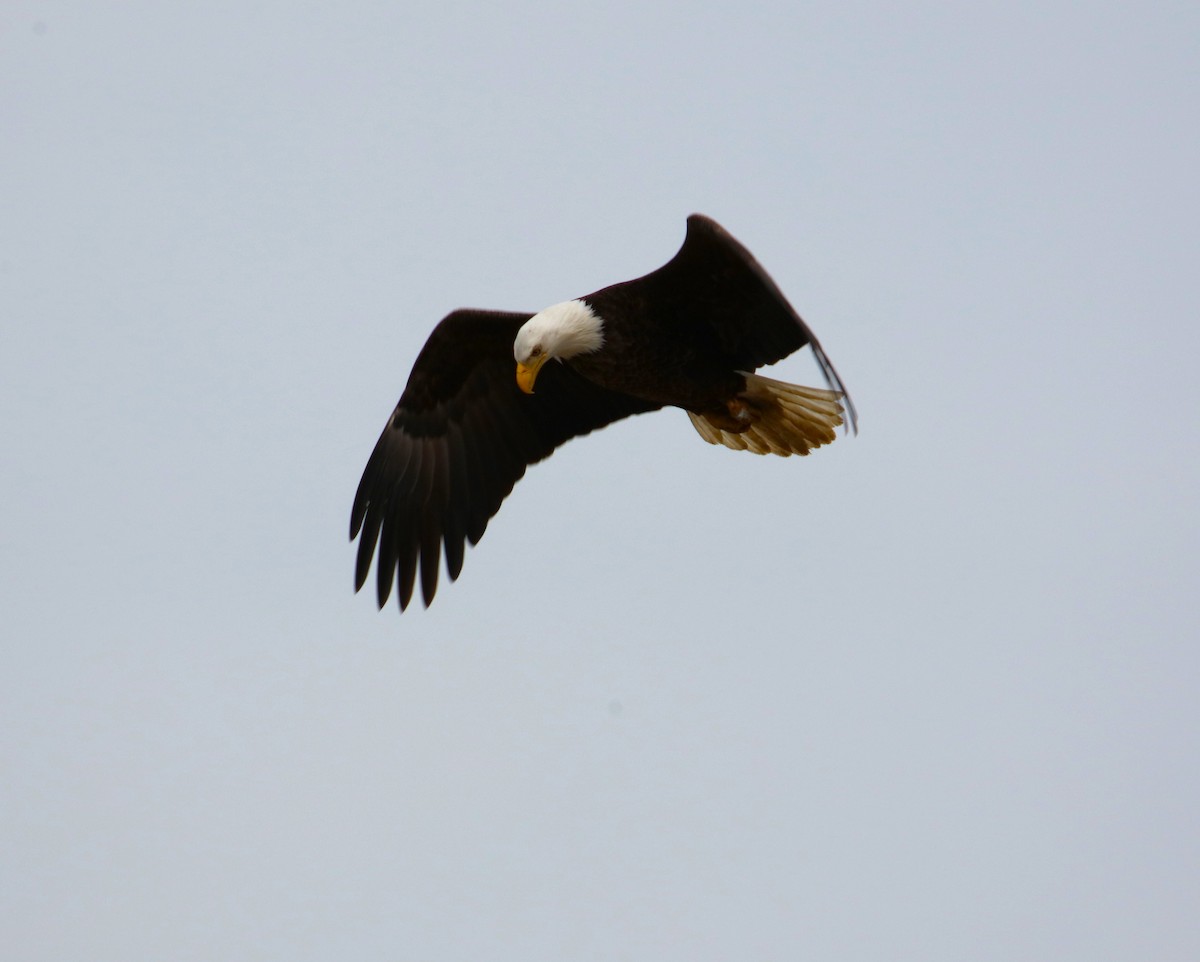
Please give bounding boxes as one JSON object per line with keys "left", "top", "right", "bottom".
{"left": 351, "top": 214, "right": 856, "bottom": 610}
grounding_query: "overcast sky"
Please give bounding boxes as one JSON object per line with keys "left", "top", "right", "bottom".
{"left": 3, "top": 2, "right": 1198, "bottom": 959}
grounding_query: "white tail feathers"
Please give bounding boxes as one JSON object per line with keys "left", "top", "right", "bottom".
{"left": 687, "top": 372, "right": 847, "bottom": 457}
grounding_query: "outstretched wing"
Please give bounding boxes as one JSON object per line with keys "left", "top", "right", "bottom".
{"left": 350, "top": 309, "right": 660, "bottom": 611}
{"left": 592, "top": 214, "right": 857, "bottom": 432}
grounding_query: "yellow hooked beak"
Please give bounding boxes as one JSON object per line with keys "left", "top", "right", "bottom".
{"left": 516, "top": 354, "right": 549, "bottom": 394}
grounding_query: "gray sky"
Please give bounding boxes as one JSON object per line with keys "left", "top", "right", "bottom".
{"left": 3, "top": 1, "right": 1198, "bottom": 959}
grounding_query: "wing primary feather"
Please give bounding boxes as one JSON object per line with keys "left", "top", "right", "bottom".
{"left": 355, "top": 516, "right": 382, "bottom": 593}
{"left": 808, "top": 340, "right": 858, "bottom": 433}
{"left": 454, "top": 400, "right": 495, "bottom": 545}
{"left": 349, "top": 472, "right": 372, "bottom": 541}
{"left": 458, "top": 404, "right": 492, "bottom": 546}
{"left": 350, "top": 440, "right": 388, "bottom": 547}
{"left": 354, "top": 433, "right": 410, "bottom": 594}
{"left": 374, "top": 438, "right": 421, "bottom": 608}
{"left": 391, "top": 457, "right": 429, "bottom": 612}
{"left": 396, "top": 533, "right": 421, "bottom": 611}
{"left": 418, "top": 436, "right": 450, "bottom": 607}
{"left": 353, "top": 460, "right": 387, "bottom": 590}
{"left": 389, "top": 510, "right": 417, "bottom": 610}
{"left": 442, "top": 425, "right": 469, "bottom": 581}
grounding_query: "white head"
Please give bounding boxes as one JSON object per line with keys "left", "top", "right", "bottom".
{"left": 513, "top": 299, "right": 605, "bottom": 393}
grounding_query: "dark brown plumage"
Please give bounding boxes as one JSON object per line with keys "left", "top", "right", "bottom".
{"left": 351, "top": 215, "right": 855, "bottom": 610}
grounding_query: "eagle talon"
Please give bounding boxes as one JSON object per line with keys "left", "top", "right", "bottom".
{"left": 727, "top": 397, "right": 755, "bottom": 422}
{"left": 698, "top": 398, "right": 758, "bottom": 434}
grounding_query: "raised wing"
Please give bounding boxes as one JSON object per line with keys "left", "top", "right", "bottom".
{"left": 350, "top": 309, "right": 659, "bottom": 610}
{"left": 591, "top": 214, "right": 857, "bottom": 432}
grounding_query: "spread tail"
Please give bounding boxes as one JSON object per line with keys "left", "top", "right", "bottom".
{"left": 687, "top": 372, "right": 847, "bottom": 457}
